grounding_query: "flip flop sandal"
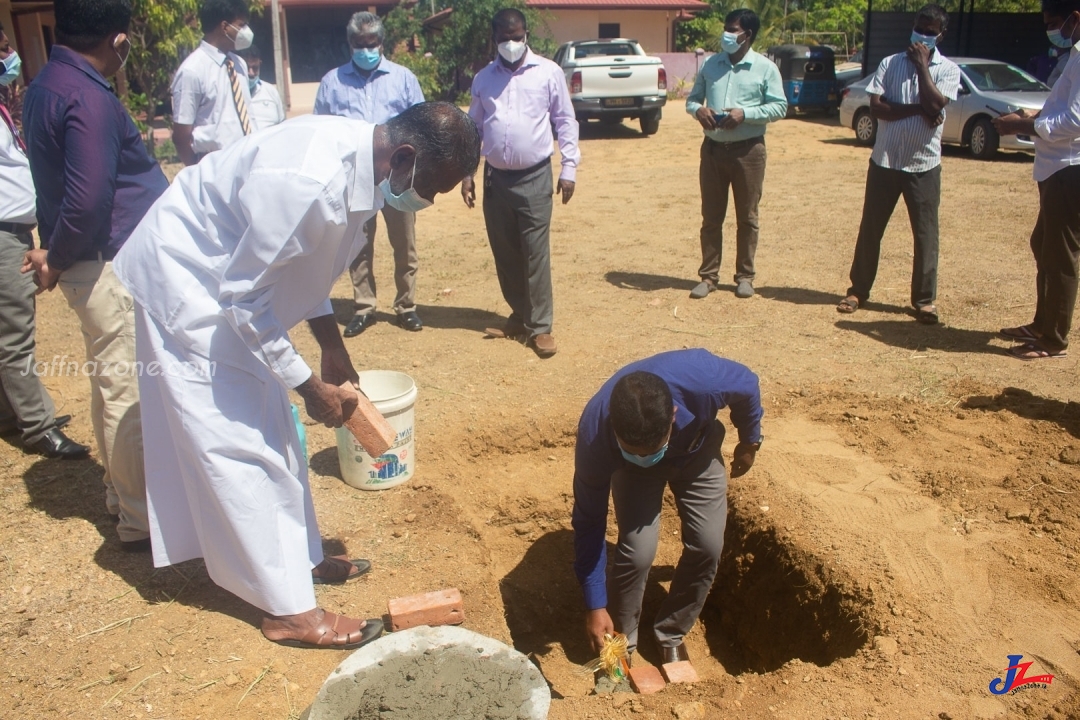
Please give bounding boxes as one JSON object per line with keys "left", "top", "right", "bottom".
{"left": 272, "top": 615, "right": 384, "bottom": 650}
{"left": 999, "top": 325, "right": 1040, "bottom": 341}
{"left": 1007, "top": 342, "right": 1068, "bottom": 361}
{"left": 836, "top": 297, "right": 859, "bottom": 314}
{"left": 312, "top": 557, "right": 371, "bottom": 585}
{"left": 915, "top": 306, "right": 939, "bottom": 325}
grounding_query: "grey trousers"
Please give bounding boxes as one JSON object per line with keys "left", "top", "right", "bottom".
{"left": 482, "top": 160, "right": 554, "bottom": 337}
{"left": 698, "top": 137, "right": 767, "bottom": 284}
{"left": 349, "top": 205, "right": 418, "bottom": 316}
{"left": 610, "top": 421, "right": 728, "bottom": 653}
{"left": 847, "top": 160, "right": 941, "bottom": 309}
{"left": 0, "top": 229, "right": 58, "bottom": 445}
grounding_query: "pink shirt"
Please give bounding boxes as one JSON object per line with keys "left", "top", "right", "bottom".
{"left": 468, "top": 50, "right": 580, "bottom": 182}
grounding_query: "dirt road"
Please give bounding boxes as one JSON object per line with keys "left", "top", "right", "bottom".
{"left": 3, "top": 107, "right": 1079, "bottom": 720}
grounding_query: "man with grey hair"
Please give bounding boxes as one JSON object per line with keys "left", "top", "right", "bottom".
{"left": 315, "top": 12, "right": 426, "bottom": 337}
{"left": 113, "top": 102, "right": 480, "bottom": 648}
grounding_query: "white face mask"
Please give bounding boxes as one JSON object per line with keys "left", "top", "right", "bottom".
{"left": 229, "top": 23, "right": 254, "bottom": 51}
{"left": 498, "top": 39, "right": 527, "bottom": 64}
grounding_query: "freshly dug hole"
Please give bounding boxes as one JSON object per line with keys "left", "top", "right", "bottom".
{"left": 703, "top": 499, "right": 874, "bottom": 673}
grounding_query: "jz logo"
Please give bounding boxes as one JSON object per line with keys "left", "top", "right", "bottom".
{"left": 988, "top": 655, "right": 1054, "bottom": 695}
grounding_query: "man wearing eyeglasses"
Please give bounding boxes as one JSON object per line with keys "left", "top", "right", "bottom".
{"left": 571, "top": 348, "right": 763, "bottom": 666}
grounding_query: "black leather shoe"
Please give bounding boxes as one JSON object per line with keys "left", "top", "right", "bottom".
{"left": 28, "top": 428, "right": 90, "bottom": 460}
{"left": 659, "top": 643, "right": 690, "bottom": 664}
{"left": 397, "top": 311, "right": 423, "bottom": 332}
{"left": 1, "top": 414, "right": 70, "bottom": 439}
{"left": 343, "top": 313, "right": 377, "bottom": 338}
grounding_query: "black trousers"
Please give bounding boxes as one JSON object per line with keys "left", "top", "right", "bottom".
{"left": 847, "top": 160, "right": 941, "bottom": 309}
{"left": 1029, "top": 164, "right": 1080, "bottom": 352}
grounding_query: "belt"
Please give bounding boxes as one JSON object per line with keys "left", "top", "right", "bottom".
{"left": 486, "top": 157, "right": 552, "bottom": 176}
{"left": 0, "top": 222, "right": 36, "bottom": 235}
{"left": 81, "top": 248, "right": 118, "bottom": 263}
{"left": 706, "top": 136, "right": 764, "bottom": 149}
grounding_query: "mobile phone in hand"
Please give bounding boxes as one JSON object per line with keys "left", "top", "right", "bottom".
{"left": 712, "top": 111, "right": 729, "bottom": 123}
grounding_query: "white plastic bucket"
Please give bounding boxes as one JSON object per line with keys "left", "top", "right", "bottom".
{"left": 335, "top": 370, "right": 417, "bottom": 491}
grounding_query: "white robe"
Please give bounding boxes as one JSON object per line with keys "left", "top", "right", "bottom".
{"left": 113, "top": 116, "right": 380, "bottom": 615}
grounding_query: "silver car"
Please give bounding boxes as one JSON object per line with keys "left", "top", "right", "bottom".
{"left": 838, "top": 57, "right": 1049, "bottom": 159}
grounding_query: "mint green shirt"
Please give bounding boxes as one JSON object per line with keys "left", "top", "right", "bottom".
{"left": 686, "top": 49, "right": 787, "bottom": 142}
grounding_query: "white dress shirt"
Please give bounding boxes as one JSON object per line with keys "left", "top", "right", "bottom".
{"left": 0, "top": 110, "right": 35, "bottom": 225}
{"left": 171, "top": 41, "right": 252, "bottom": 154}
{"left": 867, "top": 49, "right": 961, "bottom": 173}
{"left": 249, "top": 80, "right": 285, "bottom": 131}
{"left": 1034, "top": 43, "right": 1080, "bottom": 182}
{"left": 113, "top": 116, "right": 382, "bottom": 389}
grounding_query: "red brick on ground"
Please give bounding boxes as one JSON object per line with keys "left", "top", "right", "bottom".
{"left": 661, "top": 660, "right": 699, "bottom": 684}
{"left": 628, "top": 665, "right": 666, "bottom": 694}
{"left": 387, "top": 588, "right": 465, "bottom": 631}
{"left": 340, "top": 381, "right": 397, "bottom": 456}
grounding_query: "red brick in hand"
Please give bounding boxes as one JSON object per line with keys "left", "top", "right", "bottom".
{"left": 387, "top": 588, "right": 465, "bottom": 631}
{"left": 340, "top": 381, "right": 397, "bottom": 456}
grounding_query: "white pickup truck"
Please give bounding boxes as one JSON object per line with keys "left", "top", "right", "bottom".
{"left": 553, "top": 39, "right": 668, "bottom": 135}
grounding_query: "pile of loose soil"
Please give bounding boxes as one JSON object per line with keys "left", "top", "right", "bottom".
{"left": 342, "top": 647, "right": 535, "bottom": 720}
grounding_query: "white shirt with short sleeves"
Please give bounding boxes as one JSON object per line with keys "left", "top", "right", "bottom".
{"left": 171, "top": 40, "right": 252, "bottom": 154}
{"left": 867, "top": 49, "right": 961, "bottom": 173}
{"left": 249, "top": 80, "right": 285, "bottom": 131}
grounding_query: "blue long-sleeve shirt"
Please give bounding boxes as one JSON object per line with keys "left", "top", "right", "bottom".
{"left": 571, "top": 349, "right": 763, "bottom": 610}
{"left": 23, "top": 46, "right": 168, "bottom": 271}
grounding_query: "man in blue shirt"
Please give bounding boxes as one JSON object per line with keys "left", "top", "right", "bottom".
{"left": 315, "top": 12, "right": 426, "bottom": 337}
{"left": 572, "top": 349, "right": 763, "bottom": 664}
{"left": 22, "top": 0, "right": 169, "bottom": 551}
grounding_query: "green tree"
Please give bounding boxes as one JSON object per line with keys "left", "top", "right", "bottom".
{"left": 428, "top": 0, "right": 554, "bottom": 99}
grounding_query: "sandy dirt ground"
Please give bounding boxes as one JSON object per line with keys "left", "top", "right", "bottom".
{"left": 3, "top": 107, "right": 1080, "bottom": 720}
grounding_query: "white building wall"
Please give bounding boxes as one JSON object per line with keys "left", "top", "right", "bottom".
{"left": 540, "top": 10, "right": 673, "bottom": 54}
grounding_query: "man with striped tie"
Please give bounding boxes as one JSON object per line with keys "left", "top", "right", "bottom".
{"left": 171, "top": 0, "right": 254, "bottom": 166}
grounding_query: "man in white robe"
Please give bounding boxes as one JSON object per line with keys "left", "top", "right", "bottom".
{"left": 112, "top": 102, "right": 480, "bottom": 648}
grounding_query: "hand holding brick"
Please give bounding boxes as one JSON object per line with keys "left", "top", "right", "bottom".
{"left": 340, "top": 381, "right": 396, "bottom": 457}
{"left": 387, "top": 588, "right": 465, "bottom": 631}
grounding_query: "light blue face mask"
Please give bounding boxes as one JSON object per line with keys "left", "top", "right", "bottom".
{"left": 1048, "top": 16, "right": 1078, "bottom": 48}
{"left": 910, "top": 30, "right": 939, "bottom": 50}
{"left": 379, "top": 157, "right": 433, "bottom": 213}
{"left": 1, "top": 51, "right": 22, "bottom": 87}
{"left": 353, "top": 47, "right": 381, "bottom": 71}
{"left": 620, "top": 442, "right": 668, "bottom": 468}
{"left": 720, "top": 31, "right": 744, "bottom": 55}
{"left": 248, "top": 74, "right": 259, "bottom": 94}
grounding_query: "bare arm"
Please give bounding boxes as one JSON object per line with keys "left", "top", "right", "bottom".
{"left": 172, "top": 123, "right": 197, "bottom": 166}
{"left": 869, "top": 94, "right": 929, "bottom": 122}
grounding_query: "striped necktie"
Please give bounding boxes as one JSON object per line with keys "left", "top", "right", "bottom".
{"left": 225, "top": 57, "right": 252, "bottom": 136}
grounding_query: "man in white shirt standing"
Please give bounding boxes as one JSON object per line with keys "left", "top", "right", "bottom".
{"left": 0, "top": 23, "right": 87, "bottom": 459}
{"left": 994, "top": 0, "right": 1080, "bottom": 360}
{"left": 112, "top": 102, "right": 480, "bottom": 648}
{"left": 239, "top": 44, "right": 284, "bottom": 131}
{"left": 836, "top": 4, "right": 960, "bottom": 325}
{"left": 171, "top": 0, "right": 254, "bottom": 165}
{"left": 315, "top": 12, "right": 426, "bottom": 337}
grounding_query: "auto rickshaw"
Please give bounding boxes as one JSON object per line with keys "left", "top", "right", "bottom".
{"left": 766, "top": 44, "right": 840, "bottom": 115}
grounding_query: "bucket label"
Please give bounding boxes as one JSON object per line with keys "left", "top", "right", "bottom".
{"left": 390, "top": 426, "right": 412, "bottom": 450}
{"left": 365, "top": 449, "right": 409, "bottom": 482}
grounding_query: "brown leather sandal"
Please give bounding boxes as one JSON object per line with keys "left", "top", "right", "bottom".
{"left": 268, "top": 613, "right": 384, "bottom": 650}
